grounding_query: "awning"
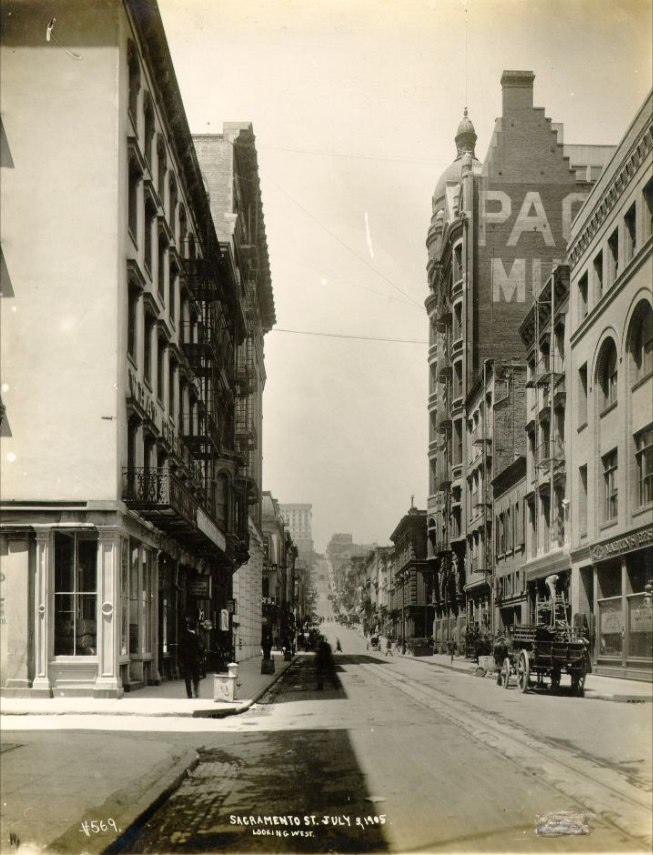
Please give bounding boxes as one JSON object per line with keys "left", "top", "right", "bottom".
{"left": 523, "top": 550, "right": 570, "bottom": 583}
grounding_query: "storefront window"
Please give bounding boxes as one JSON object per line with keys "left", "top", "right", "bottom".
{"left": 130, "top": 544, "right": 140, "bottom": 653}
{"left": 628, "top": 594, "right": 653, "bottom": 660}
{"left": 121, "top": 540, "right": 129, "bottom": 656}
{"left": 598, "top": 597, "right": 623, "bottom": 657}
{"left": 54, "top": 532, "right": 97, "bottom": 656}
{"left": 142, "top": 547, "right": 153, "bottom": 655}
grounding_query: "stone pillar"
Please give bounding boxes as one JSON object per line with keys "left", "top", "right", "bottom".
{"left": 94, "top": 527, "right": 123, "bottom": 698}
{"left": 32, "top": 527, "right": 53, "bottom": 696}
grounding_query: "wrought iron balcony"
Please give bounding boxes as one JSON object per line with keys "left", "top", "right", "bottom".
{"left": 122, "top": 467, "right": 198, "bottom": 530}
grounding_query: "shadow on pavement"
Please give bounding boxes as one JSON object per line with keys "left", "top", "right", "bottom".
{"left": 107, "top": 729, "right": 389, "bottom": 854}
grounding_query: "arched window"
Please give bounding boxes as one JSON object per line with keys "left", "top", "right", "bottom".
{"left": 597, "top": 338, "right": 618, "bottom": 411}
{"left": 629, "top": 300, "right": 653, "bottom": 383}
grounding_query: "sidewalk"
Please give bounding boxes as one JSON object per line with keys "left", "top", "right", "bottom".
{"left": 401, "top": 650, "right": 653, "bottom": 702}
{"left": 0, "top": 651, "right": 294, "bottom": 719}
{"left": 0, "top": 653, "right": 296, "bottom": 853}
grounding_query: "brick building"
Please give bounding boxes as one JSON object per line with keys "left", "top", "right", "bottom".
{"left": 425, "top": 70, "right": 613, "bottom": 651}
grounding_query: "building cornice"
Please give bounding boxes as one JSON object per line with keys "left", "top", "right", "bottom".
{"left": 567, "top": 114, "right": 653, "bottom": 269}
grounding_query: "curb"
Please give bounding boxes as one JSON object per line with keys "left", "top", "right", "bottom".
{"left": 46, "top": 748, "right": 200, "bottom": 855}
{"left": 192, "top": 655, "right": 296, "bottom": 718}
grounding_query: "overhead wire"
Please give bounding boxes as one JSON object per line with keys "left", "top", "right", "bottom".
{"left": 271, "top": 328, "right": 427, "bottom": 344}
{"left": 265, "top": 174, "right": 424, "bottom": 311}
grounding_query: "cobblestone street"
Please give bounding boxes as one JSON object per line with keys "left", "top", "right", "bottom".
{"left": 108, "top": 659, "right": 387, "bottom": 854}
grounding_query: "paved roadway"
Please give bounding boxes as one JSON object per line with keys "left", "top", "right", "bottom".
{"left": 2, "top": 562, "right": 651, "bottom": 855}
{"left": 98, "top": 620, "right": 652, "bottom": 854}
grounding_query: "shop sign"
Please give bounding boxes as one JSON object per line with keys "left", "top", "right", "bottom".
{"left": 188, "top": 576, "right": 210, "bottom": 598}
{"left": 262, "top": 596, "right": 277, "bottom": 606}
{"left": 220, "top": 609, "right": 229, "bottom": 631}
{"left": 590, "top": 525, "right": 653, "bottom": 563}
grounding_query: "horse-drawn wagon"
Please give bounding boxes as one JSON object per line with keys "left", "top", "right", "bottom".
{"left": 494, "top": 575, "right": 591, "bottom": 696}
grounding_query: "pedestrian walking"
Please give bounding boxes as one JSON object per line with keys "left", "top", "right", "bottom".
{"left": 179, "top": 617, "right": 204, "bottom": 699}
{"left": 385, "top": 637, "right": 393, "bottom": 657}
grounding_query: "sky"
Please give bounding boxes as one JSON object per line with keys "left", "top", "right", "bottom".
{"left": 157, "top": 0, "right": 652, "bottom": 553}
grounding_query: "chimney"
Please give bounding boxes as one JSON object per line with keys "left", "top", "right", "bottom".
{"left": 501, "top": 70, "right": 535, "bottom": 115}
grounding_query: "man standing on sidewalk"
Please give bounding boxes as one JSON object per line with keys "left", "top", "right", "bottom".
{"left": 179, "top": 616, "right": 204, "bottom": 699}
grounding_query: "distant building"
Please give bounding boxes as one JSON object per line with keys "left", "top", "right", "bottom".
{"left": 261, "top": 493, "right": 296, "bottom": 646}
{"left": 279, "top": 503, "right": 314, "bottom": 568}
{"left": 389, "top": 507, "right": 429, "bottom": 649}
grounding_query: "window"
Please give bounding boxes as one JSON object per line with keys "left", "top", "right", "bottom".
{"left": 169, "top": 176, "right": 178, "bottom": 240}
{"left": 635, "top": 427, "right": 653, "bottom": 507}
{"left": 578, "top": 273, "right": 589, "bottom": 321}
{"left": 593, "top": 250, "right": 604, "bottom": 299}
{"left": 453, "top": 362, "right": 463, "bottom": 402}
{"left": 624, "top": 203, "right": 637, "bottom": 263}
{"left": 630, "top": 302, "right": 653, "bottom": 382}
{"left": 127, "top": 41, "right": 140, "bottom": 123}
{"left": 453, "top": 419, "right": 463, "bottom": 465}
{"left": 453, "top": 243, "right": 463, "bottom": 284}
{"left": 598, "top": 339, "right": 618, "bottom": 411}
{"left": 607, "top": 228, "right": 619, "bottom": 285}
{"left": 169, "top": 270, "right": 177, "bottom": 327}
{"left": 144, "top": 316, "right": 155, "bottom": 385}
{"left": 168, "top": 360, "right": 176, "bottom": 421}
{"left": 644, "top": 178, "right": 653, "bottom": 241}
{"left": 54, "top": 532, "right": 97, "bottom": 656}
{"left": 144, "top": 200, "right": 155, "bottom": 276}
{"left": 453, "top": 302, "right": 463, "bottom": 341}
{"left": 157, "top": 230, "right": 167, "bottom": 299}
{"left": 602, "top": 449, "right": 618, "bottom": 522}
{"left": 157, "top": 136, "right": 167, "bottom": 204}
{"left": 128, "top": 159, "right": 140, "bottom": 242}
{"left": 143, "top": 96, "right": 155, "bottom": 168}
{"left": 578, "top": 363, "right": 588, "bottom": 426}
{"left": 578, "top": 465, "right": 588, "bottom": 535}
{"left": 128, "top": 284, "right": 139, "bottom": 361}
{"left": 157, "top": 337, "right": 166, "bottom": 403}
{"left": 578, "top": 271, "right": 588, "bottom": 320}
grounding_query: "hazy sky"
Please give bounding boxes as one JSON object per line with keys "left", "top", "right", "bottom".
{"left": 157, "top": 0, "right": 652, "bottom": 552}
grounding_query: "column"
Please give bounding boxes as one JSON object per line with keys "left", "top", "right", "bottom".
{"left": 94, "top": 527, "right": 124, "bottom": 697}
{"left": 32, "top": 527, "right": 53, "bottom": 696}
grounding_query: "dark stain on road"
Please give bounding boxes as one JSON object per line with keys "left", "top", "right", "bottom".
{"left": 108, "top": 657, "right": 389, "bottom": 854}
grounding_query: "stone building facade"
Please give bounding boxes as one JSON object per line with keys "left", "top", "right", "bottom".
{"left": 0, "top": 1, "right": 269, "bottom": 696}
{"left": 194, "top": 125, "right": 276, "bottom": 663}
{"left": 566, "top": 90, "right": 653, "bottom": 681}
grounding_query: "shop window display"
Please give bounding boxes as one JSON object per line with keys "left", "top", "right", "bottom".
{"left": 54, "top": 532, "right": 98, "bottom": 656}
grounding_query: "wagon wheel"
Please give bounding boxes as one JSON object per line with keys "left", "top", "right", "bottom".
{"left": 571, "top": 664, "right": 587, "bottom": 697}
{"left": 550, "top": 666, "right": 561, "bottom": 693}
{"left": 517, "top": 649, "right": 530, "bottom": 693}
{"left": 502, "top": 657, "right": 512, "bottom": 689}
